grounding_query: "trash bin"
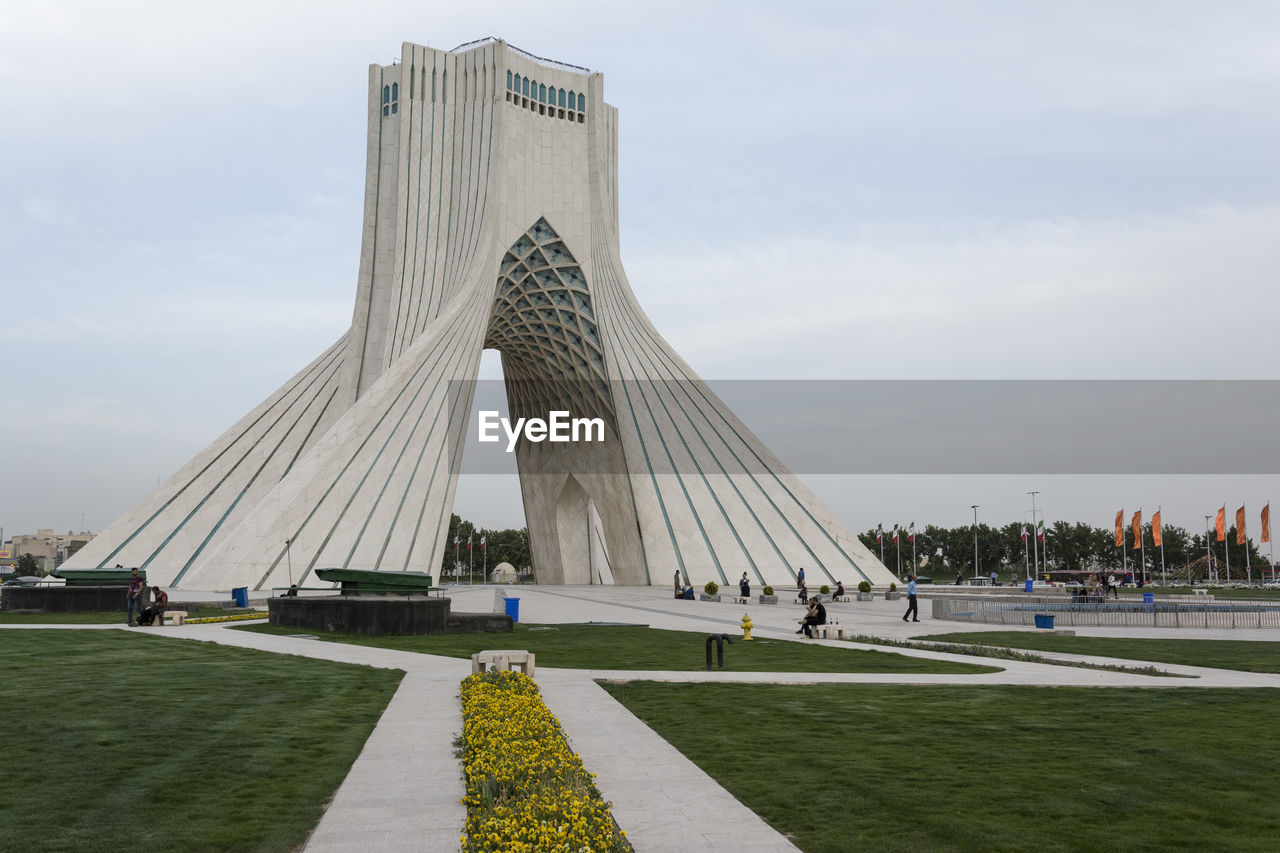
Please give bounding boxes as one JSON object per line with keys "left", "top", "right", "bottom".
{"left": 1143, "top": 592, "right": 1154, "bottom": 604}
{"left": 1034, "top": 614, "right": 1055, "bottom": 629}
{"left": 503, "top": 596, "right": 520, "bottom": 623}
{"left": 232, "top": 587, "right": 248, "bottom": 608}
{"left": 1024, "top": 578, "right": 1034, "bottom": 592}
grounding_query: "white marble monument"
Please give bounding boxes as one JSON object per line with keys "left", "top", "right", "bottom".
{"left": 63, "top": 39, "right": 896, "bottom": 592}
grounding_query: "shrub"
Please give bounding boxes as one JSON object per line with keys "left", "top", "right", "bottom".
{"left": 819, "top": 584, "right": 831, "bottom": 595}
{"left": 857, "top": 581, "right": 872, "bottom": 594}
{"left": 704, "top": 581, "right": 719, "bottom": 595}
{"left": 889, "top": 582, "right": 897, "bottom": 591}
{"left": 762, "top": 585, "right": 774, "bottom": 596}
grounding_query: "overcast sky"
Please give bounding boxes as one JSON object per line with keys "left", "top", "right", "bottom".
{"left": 3, "top": 1, "right": 1279, "bottom": 544}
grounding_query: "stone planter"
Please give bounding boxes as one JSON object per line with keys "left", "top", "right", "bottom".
{"left": 884, "top": 591, "right": 901, "bottom": 600}
{"left": 856, "top": 592, "right": 874, "bottom": 601}
{"left": 699, "top": 594, "right": 722, "bottom": 602}
{"left": 758, "top": 594, "right": 778, "bottom": 605}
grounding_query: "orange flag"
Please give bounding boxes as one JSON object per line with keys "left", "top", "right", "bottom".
{"left": 1152, "top": 510, "right": 1162, "bottom": 547}
{"left": 1216, "top": 506, "right": 1226, "bottom": 541}
{"left": 1263, "top": 504, "right": 1271, "bottom": 545}
{"left": 1115, "top": 510, "right": 1124, "bottom": 547}
{"left": 1236, "top": 505, "right": 1247, "bottom": 546}
{"left": 1132, "top": 510, "right": 1142, "bottom": 549}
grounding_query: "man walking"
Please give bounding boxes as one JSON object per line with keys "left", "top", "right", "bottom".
{"left": 126, "top": 568, "right": 144, "bottom": 626}
{"left": 902, "top": 574, "right": 920, "bottom": 623}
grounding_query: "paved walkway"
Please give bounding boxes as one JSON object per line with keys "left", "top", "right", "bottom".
{"left": 10, "top": 584, "right": 1280, "bottom": 851}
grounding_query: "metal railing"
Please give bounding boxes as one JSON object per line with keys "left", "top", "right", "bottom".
{"left": 932, "top": 596, "right": 1280, "bottom": 629}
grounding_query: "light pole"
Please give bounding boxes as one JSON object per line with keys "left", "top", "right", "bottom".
{"left": 1027, "top": 491, "right": 1040, "bottom": 581}
{"left": 285, "top": 538, "right": 293, "bottom": 588}
{"left": 971, "top": 505, "right": 980, "bottom": 579}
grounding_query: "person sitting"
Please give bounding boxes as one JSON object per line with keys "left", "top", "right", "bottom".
{"left": 796, "top": 580, "right": 808, "bottom": 602}
{"left": 797, "top": 596, "right": 827, "bottom": 638}
{"left": 955, "top": 571, "right": 964, "bottom": 585}
{"left": 142, "top": 586, "right": 168, "bottom": 625}
{"left": 834, "top": 581, "right": 846, "bottom": 599}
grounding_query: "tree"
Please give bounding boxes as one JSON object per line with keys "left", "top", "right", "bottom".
{"left": 16, "top": 553, "right": 39, "bottom": 576}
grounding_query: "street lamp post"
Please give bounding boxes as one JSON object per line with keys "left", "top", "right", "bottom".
{"left": 285, "top": 537, "right": 293, "bottom": 588}
{"left": 971, "top": 505, "right": 980, "bottom": 579}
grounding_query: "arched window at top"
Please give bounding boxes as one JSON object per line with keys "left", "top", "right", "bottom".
{"left": 522, "top": 77, "right": 530, "bottom": 97}
{"left": 506, "top": 69, "right": 513, "bottom": 90}
{"left": 558, "top": 88, "right": 566, "bottom": 107}
{"left": 390, "top": 82, "right": 399, "bottom": 114}
{"left": 539, "top": 83, "right": 547, "bottom": 103}
{"left": 382, "top": 84, "right": 390, "bottom": 116}
{"left": 577, "top": 93, "right": 585, "bottom": 112}
{"left": 567, "top": 90, "right": 575, "bottom": 111}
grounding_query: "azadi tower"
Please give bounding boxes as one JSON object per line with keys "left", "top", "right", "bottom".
{"left": 64, "top": 39, "right": 896, "bottom": 591}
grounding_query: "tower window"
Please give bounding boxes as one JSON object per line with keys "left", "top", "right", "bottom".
{"left": 382, "top": 84, "right": 390, "bottom": 117}
{"left": 390, "top": 82, "right": 398, "bottom": 114}
{"left": 506, "top": 69, "right": 512, "bottom": 90}
{"left": 558, "top": 88, "right": 566, "bottom": 108}
{"left": 577, "top": 93, "right": 585, "bottom": 112}
{"left": 539, "top": 83, "right": 547, "bottom": 103}
{"left": 522, "top": 77, "right": 530, "bottom": 97}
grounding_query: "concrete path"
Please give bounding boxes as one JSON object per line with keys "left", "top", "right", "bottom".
{"left": 10, "top": 584, "right": 1280, "bottom": 851}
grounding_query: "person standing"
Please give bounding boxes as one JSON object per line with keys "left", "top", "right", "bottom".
{"left": 796, "top": 567, "right": 806, "bottom": 590}
{"left": 902, "top": 574, "right": 920, "bottom": 622}
{"left": 674, "top": 569, "right": 682, "bottom": 599}
{"left": 990, "top": 570, "right": 997, "bottom": 586}
{"left": 126, "top": 568, "right": 144, "bottom": 626}
{"left": 739, "top": 572, "right": 750, "bottom": 600}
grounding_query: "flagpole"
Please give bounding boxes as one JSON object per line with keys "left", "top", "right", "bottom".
{"left": 1023, "top": 528, "right": 1029, "bottom": 580}
{"left": 1268, "top": 501, "right": 1275, "bottom": 583}
{"left": 1158, "top": 505, "right": 1166, "bottom": 587}
{"left": 1224, "top": 503, "right": 1230, "bottom": 582}
{"left": 911, "top": 526, "right": 917, "bottom": 575}
{"left": 483, "top": 529, "right": 488, "bottom": 581}
{"left": 1138, "top": 507, "right": 1146, "bottom": 586}
{"left": 1122, "top": 507, "right": 1127, "bottom": 581}
{"left": 1027, "top": 492, "right": 1038, "bottom": 581}
{"left": 878, "top": 524, "right": 885, "bottom": 566}
{"left": 469, "top": 534, "right": 474, "bottom": 585}
{"left": 1243, "top": 502, "right": 1251, "bottom": 585}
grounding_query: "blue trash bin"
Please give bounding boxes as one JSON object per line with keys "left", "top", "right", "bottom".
{"left": 1034, "top": 614, "right": 1054, "bottom": 629}
{"left": 1025, "top": 578, "right": 1034, "bottom": 592}
{"left": 503, "top": 596, "right": 520, "bottom": 623}
{"left": 232, "top": 587, "right": 248, "bottom": 608}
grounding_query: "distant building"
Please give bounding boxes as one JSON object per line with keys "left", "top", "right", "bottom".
{"left": 8, "top": 529, "right": 94, "bottom": 573}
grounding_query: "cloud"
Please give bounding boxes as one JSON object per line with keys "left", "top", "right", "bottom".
{"left": 629, "top": 203, "right": 1280, "bottom": 379}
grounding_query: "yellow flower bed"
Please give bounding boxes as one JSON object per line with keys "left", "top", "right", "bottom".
{"left": 184, "top": 611, "right": 270, "bottom": 624}
{"left": 458, "top": 670, "right": 629, "bottom": 853}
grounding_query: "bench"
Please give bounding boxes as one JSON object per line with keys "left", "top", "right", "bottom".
{"left": 158, "top": 610, "right": 188, "bottom": 626}
{"left": 731, "top": 595, "right": 749, "bottom": 604}
{"left": 471, "top": 649, "right": 536, "bottom": 678}
{"left": 811, "top": 624, "right": 846, "bottom": 640}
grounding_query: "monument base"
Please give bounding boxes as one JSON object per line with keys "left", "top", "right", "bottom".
{"left": 2, "top": 585, "right": 125, "bottom": 613}
{"left": 268, "top": 595, "right": 512, "bottom": 635}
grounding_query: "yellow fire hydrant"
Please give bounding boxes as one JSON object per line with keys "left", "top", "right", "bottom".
{"left": 741, "top": 612, "right": 754, "bottom": 641}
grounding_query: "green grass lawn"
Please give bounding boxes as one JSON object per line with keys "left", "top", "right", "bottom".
{"left": 237, "top": 623, "right": 999, "bottom": 674}
{"left": 602, "top": 682, "right": 1280, "bottom": 852}
{"left": 0, "top": 606, "right": 259, "bottom": 624}
{"left": 919, "top": 631, "right": 1280, "bottom": 673}
{"left": 0, "top": 630, "right": 402, "bottom": 852}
